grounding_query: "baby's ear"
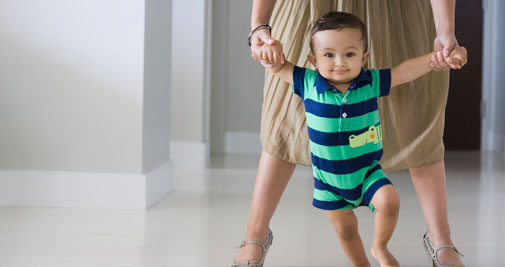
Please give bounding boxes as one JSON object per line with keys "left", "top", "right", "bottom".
{"left": 361, "top": 51, "right": 371, "bottom": 66}
{"left": 307, "top": 53, "right": 317, "bottom": 67}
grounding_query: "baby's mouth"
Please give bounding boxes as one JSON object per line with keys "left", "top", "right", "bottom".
{"left": 333, "top": 70, "right": 348, "bottom": 74}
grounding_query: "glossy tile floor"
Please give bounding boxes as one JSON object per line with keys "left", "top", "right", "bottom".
{"left": 0, "top": 151, "right": 504, "bottom": 267}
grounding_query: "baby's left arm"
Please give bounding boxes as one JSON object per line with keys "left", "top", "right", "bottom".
{"left": 391, "top": 46, "right": 467, "bottom": 88}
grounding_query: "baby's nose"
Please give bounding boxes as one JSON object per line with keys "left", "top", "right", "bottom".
{"left": 334, "top": 57, "right": 346, "bottom": 66}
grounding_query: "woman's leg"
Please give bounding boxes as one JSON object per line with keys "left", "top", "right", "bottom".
{"left": 409, "top": 160, "right": 464, "bottom": 266}
{"left": 234, "top": 150, "right": 296, "bottom": 261}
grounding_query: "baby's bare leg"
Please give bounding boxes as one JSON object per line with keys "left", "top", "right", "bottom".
{"left": 326, "top": 209, "right": 370, "bottom": 267}
{"left": 370, "top": 184, "right": 400, "bottom": 267}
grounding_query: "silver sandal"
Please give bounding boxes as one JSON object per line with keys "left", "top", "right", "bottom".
{"left": 423, "top": 231, "right": 464, "bottom": 267}
{"left": 231, "top": 229, "right": 273, "bottom": 267}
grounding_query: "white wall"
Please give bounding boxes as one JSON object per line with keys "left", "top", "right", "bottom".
{"left": 210, "top": 0, "right": 264, "bottom": 155}
{"left": 143, "top": 0, "right": 172, "bottom": 173}
{"left": 226, "top": 1, "right": 264, "bottom": 133}
{"left": 210, "top": 0, "right": 228, "bottom": 155}
{"left": 481, "top": 0, "right": 505, "bottom": 154}
{"left": 0, "top": 0, "right": 173, "bottom": 209}
{"left": 170, "top": 0, "right": 207, "bottom": 142}
{"left": 0, "top": 0, "right": 144, "bottom": 172}
{"left": 170, "top": 0, "right": 211, "bottom": 167}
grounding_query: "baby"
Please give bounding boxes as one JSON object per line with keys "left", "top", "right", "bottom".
{"left": 258, "top": 11, "right": 466, "bottom": 267}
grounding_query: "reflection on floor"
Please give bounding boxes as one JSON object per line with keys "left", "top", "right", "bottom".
{"left": 0, "top": 151, "right": 503, "bottom": 267}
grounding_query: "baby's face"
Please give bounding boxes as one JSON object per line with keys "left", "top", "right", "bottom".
{"left": 309, "top": 28, "right": 368, "bottom": 87}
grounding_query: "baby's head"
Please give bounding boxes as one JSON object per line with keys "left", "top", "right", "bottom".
{"left": 308, "top": 12, "right": 370, "bottom": 85}
{"left": 309, "top": 12, "right": 368, "bottom": 53}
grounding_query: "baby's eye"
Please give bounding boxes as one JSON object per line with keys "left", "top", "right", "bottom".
{"left": 324, "top": 53, "right": 334, "bottom": 58}
{"left": 346, "top": 52, "right": 355, "bottom": 57}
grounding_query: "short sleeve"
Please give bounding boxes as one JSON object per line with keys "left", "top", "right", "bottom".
{"left": 378, "top": 69, "right": 391, "bottom": 97}
{"left": 292, "top": 65, "right": 306, "bottom": 99}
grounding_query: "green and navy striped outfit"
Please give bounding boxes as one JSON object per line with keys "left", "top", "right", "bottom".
{"left": 292, "top": 66, "right": 392, "bottom": 211}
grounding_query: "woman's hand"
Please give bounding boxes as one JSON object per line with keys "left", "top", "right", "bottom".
{"left": 251, "top": 28, "right": 285, "bottom": 68}
{"left": 430, "top": 46, "right": 467, "bottom": 71}
{"left": 430, "top": 32, "right": 462, "bottom": 71}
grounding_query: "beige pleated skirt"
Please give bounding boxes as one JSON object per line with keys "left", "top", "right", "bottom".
{"left": 261, "top": 0, "right": 449, "bottom": 172}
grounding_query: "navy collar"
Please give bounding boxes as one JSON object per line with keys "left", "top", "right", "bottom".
{"left": 315, "top": 68, "right": 372, "bottom": 94}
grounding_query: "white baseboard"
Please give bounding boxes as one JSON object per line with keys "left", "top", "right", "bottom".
{"left": 145, "top": 161, "right": 174, "bottom": 208}
{"left": 0, "top": 161, "right": 173, "bottom": 210}
{"left": 170, "top": 141, "right": 209, "bottom": 169}
{"left": 225, "top": 131, "right": 262, "bottom": 155}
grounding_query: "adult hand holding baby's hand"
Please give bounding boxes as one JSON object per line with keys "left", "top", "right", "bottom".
{"left": 259, "top": 41, "right": 285, "bottom": 70}
{"left": 430, "top": 46, "right": 467, "bottom": 71}
{"left": 250, "top": 27, "right": 285, "bottom": 68}
{"left": 446, "top": 46, "right": 467, "bottom": 69}
{"left": 250, "top": 28, "right": 276, "bottom": 60}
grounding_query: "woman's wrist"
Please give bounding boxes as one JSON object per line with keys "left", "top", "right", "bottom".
{"left": 248, "top": 24, "right": 271, "bottom": 46}
{"left": 436, "top": 28, "right": 455, "bottom": 37}
{"left": 251, "top": 28, "right": 271, "bottom": 42}
{"left": 251, "top": 20, "right": 268, "bottom": 30}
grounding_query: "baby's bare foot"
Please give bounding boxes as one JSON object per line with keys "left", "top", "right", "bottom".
{"left": 371, "top": 245, "right": 400, "bottom": 267}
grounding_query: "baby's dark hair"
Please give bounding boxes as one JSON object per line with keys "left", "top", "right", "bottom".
{"left": 310, "top": 11, "right": 368, "bottom": 52}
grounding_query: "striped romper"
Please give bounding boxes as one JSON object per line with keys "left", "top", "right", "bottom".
{"left": 292, "top": 66, "right": 393, "bottom": 211}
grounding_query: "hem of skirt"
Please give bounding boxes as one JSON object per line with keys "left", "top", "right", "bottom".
{"left": 382, "top": 149, "right": 445, "bottom": 172}
{"left": 262, "top": 143, "right": 312, "bottom": 166}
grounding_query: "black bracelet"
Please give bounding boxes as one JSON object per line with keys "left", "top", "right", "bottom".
{"left": 247, "top": 24, "right": 271, "bottom": 46}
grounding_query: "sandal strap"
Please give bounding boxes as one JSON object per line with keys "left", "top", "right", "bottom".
{"left": 232, "top": 259, "right": 262, "bottom": 267}
{"left": 234, "top": 229, "right": 272, "bottom": 250}
{"left": 423, "top": 231, "right": 465, "bottom": 267}
{"left": 236, "top": 240, "right": 267, "bottom": 250}
{"left": 232, "top": 229, "right": 273, "bottom": 267}
{"left": 433, "top": 244, "right": 464, "bottom": 257}
{"left": 231, "top": 261, "right": 262, "bottom": 267}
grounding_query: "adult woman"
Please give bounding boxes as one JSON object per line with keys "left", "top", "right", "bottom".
{"left": 233, "top": 1, "right": 464, "bottom": 266}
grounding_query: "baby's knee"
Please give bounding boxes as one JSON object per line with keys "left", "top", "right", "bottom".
{"left": 335, "top": 224, "right": 358, "bottom": 241}
{"left": 380, "top": 200, "right": 399, "bottom": 218}
{"left": 373, "top": 188, "right": 400, "bottom": 217}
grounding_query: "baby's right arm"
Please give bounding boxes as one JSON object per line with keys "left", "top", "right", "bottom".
{"left": 258, "top": 42, "right": 294, "bottom": 84}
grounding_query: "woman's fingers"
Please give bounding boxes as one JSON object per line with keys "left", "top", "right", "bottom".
{"left": 251, "top": 40, "right": 264, "bottom": 60}
{"left": 430, "top": 50, "right": 464, "bottom": 71}
{"left": 437, "top": 51, "right": 450, "bottom": 69}
{"left": 257, "top": 29, "right": 275, "bottom": 45}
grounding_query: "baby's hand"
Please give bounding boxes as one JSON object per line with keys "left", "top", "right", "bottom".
{"left": 259, "top": 41, "right": 285, "bottom": 69}
{"left": 430, "top": 46, "right": 467, "bottom": 71}
{"left": 446, "top": 46, "right": 467, "bottom": 69}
